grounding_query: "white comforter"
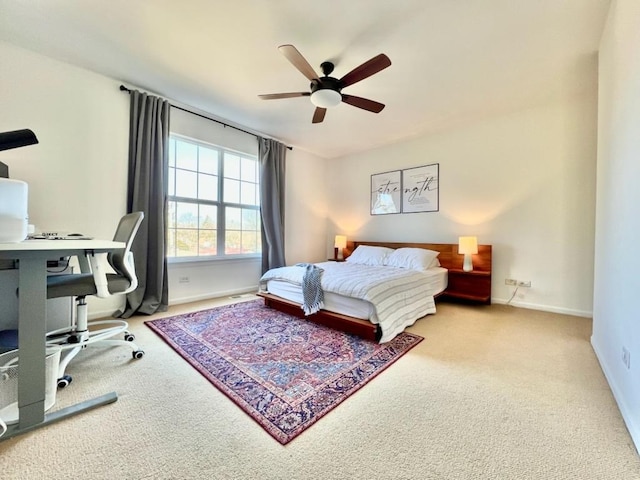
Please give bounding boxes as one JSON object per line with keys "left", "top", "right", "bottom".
{"left": 260, "top": 261, "right": 437, "bottom": 342}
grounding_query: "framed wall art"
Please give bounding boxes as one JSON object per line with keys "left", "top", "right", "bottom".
{"left": 370, "top": 170, "right": 401, "bottom": 215}
{"left": 401, "top": 163, "right": 439, "bottom": 213}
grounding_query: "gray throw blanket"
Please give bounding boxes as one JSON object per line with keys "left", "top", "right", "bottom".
{"left": 295, "top": 263, "right": 325, "bottom": 315}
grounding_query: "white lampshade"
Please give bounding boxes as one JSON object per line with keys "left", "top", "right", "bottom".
{"left": 458, "top": 236, "right": 478, "bottom": 254}
{"left": 458, "top": 236, "right": 478, "bottom": 272}
{"left": 334, "top": 235, "right": 347, "bottom": 249}
{"left": 311, "top": 89, "right": 342, "bottom": 108}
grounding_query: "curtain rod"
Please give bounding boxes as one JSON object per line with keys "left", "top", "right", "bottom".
{"left": 119, "top": 85, "right": 292, "bottom": 150}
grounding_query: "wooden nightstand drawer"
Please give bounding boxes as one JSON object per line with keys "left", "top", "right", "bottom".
{"left": 442, "top": 269, "right": 491, "bottom": 304}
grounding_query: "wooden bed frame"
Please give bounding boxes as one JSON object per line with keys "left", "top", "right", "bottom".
{"left": 257, "top": 241, "right": 492, "bottom": 341}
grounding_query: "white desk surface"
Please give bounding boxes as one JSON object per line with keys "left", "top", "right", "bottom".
{"left": 0, "top": 239, "right": 124, "bottom": 253}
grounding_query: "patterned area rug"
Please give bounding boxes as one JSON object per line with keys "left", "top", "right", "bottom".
{"left": 145, "top": 299, "right": 423, "bottom": 444}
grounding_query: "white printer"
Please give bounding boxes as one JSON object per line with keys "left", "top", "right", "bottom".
{"left": 0, "top": 129, "right": 38, "bottom": 243}
{"left": 0, "top": 178, "right": 28, "bottom": 243}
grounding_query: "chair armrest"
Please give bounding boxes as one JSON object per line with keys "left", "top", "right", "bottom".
{"left": 120, "top": 251, "right": 138, "bottom": 295}
{"left": 87, "top": 252, "right": 111, "bottom": 298}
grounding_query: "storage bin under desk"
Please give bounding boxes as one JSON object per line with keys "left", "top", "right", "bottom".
{"left": 0, "top": 265, "right": 74, "bottom": 332}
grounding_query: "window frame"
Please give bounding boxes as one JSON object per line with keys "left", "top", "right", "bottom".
{"left": 166, "top": 134, "right": 261, "bottom": 263}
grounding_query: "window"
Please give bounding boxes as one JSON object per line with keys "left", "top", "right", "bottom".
{"left": 166, "top": 135, "right": 261, "bottom": 259}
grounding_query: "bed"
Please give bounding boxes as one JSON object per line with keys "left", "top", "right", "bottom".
{"left": 257, "top": 241, "right": 492, "bottom": 342}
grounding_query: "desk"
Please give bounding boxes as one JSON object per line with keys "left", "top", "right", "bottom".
{"left": 0, "top": 239, "right": 124, "bottom": 440}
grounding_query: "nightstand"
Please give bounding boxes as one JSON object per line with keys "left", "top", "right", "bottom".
{"left": 442, "top": 269, "right": 491, "bottom": 304}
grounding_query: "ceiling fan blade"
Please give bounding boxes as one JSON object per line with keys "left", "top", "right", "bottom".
{"left": 339, "top": 54, "right": 391, "bottom": 88}
{"left": 258, "top": 92, "right": 310, "bottom": 100}
{"left": 312, "top": 107, "right": 327, "bottom": 124}
{"left": 341, "top": 94, "right": 385, "bottom": 113}
{"left": 278, "top": 44, "right": 319, "bottom": 81}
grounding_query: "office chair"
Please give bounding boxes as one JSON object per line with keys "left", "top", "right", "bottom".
{"left": 45, "top": 212, "right": 145, "bottom": 388}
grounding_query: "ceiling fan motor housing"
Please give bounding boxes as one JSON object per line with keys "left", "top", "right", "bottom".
{"left": 310, "top": 76, "right": 342, "bottom": 94}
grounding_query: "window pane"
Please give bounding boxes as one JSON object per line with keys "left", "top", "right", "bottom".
{"left": 176, "top": 229, "right": 198, "bottom": 256}
{"left": 167, "top": 201, "right": 176, "bottom": 228}
{"left": 242, "top": 231, "right": 258, "bottom": 254}
{"left": 224, "top": 178, "right": 240, "bottom": 203}
{"left": 169, "top": 138, "right": 176, "bottom": 167}
{"left": 176, "top": 202, "right": 198, "bottom": 228}
{"left": 241, "top": 208, "right": 258, "bottom": 230}
{"left": 175, "top": 169, "right": 198, "bottom": 199}
{"left": 198, "top": 230, "right": 217, "bottom": 256}
{"left": 198, "top": 173, "right": 217, "bottom": 201}
{"left": 199, "top": 147, "right": 218, "bottom": 175}
{"left": 166, "top": 228, "right": 176, "bottom": 257}
{"left": 176, "top": 140, "right": 198, "bottom": 171}
{"left": 240, "top": 182, "right": 257, "bottom": 206}
{"left": 224, "top": 153, "right": 241, "bottom": 179}
{"left": 199, "top": 205, "right": 217, "bottom": 229}
{"left": 241, "top": 157, "right": 257, "bottom": 182}
{"left": 225, "top": 230, "right": 241, "bottom": 255}
{"left": 168, "top": 167, "right": 175, "bottom": 196}
{"left": 226, "top": 207, "right": 241, "bottom": 229}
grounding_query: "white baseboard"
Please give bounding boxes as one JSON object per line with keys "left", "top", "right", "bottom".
{"left": 168, "top": 286, "right": 258, "bottom": 306}
{"left": 491, "top": 297, "right": 592, "bottom": 318}
{"left": 590, "top": 336, "right": 640, "bottom": 456}
{"left": 87, "top": 287, "right": 258, "bottom": 320}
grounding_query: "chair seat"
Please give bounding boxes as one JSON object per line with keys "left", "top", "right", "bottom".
{"left": 47, "top": 273, "right": 131, "bottom": 299}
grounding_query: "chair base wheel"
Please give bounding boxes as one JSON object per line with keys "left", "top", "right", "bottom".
{"left": 132, "top": 350, "right": 145, "bottom": 359}
{"left": 57, "top": 374, "right": 73, "bottom": 389}
{"left": 124, "top": 332, "right": 135, "bottom": 342}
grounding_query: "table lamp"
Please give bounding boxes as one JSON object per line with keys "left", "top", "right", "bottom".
{"left": 334, "top": 235, "right": 347, "bottom": 260}
{"left": 0, "top": 129, "right": 39, "bottom": 178}
{"left": 458, "top": 236, "right": 478, "bottom": 272}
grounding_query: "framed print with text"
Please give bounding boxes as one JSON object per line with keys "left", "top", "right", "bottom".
{"left": 401, "top": 163, "right": 439, "bottom": 213}
{"left": 370, "top": 170, "right": 401, "bottom": 215}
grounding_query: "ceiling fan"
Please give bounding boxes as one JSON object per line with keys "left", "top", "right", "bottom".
{"left": 259, "top": 44, "right": 391, "bottom": 124}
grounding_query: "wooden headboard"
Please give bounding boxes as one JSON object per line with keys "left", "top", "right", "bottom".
{"left": 346, "top": 241, "right": 492, "bottom": 272}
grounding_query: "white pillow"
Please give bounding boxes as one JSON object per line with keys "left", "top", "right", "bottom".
{"left": 346, "top": 245, "right": 393, "bottom": 266}
{"left": 385, "top": 247, "right": 440, "bottom": 271}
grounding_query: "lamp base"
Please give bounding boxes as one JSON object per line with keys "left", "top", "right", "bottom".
{"left": 463, "top": 254, "right": 473, "bottom": 272}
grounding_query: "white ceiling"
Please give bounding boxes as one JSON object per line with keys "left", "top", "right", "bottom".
{"left": 0, "top": 0, "right": 610, "bottom": 159}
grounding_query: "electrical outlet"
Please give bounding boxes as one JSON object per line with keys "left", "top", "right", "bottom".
{"left": 505, "top": 278, "right": 517, "bottom": 286}
{"left": 517, "top": 280, "right": 531, "bottom": 287}
{"left": 622, "top": 347, "right": 631, "bottom": 370}
{"left": 178, "top": 276, "right": 190, "bottom": 284}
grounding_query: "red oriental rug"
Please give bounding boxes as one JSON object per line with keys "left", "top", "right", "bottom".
{"left": 145, "top": 299, "right": 423, "bottom": 444}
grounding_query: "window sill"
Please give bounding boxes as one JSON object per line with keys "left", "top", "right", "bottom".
{"left": 167, "top": 255, "right": 261, "bottom": 266}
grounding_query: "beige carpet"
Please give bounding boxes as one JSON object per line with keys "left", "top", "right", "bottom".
{"left": 0, "top": 297, "right": 638, "bottom": 479}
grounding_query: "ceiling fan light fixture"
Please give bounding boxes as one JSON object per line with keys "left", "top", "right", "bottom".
{"left": 310, "top": 89, "right": 341, "bottom": 108}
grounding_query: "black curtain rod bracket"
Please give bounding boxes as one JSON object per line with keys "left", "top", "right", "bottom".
{"left": 119, "top": 85, "right": 292, "bottom": 150}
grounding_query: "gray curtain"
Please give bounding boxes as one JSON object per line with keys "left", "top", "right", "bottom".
{"left": 259, "top": 137, "right": 287, "bottom": 274}
{"left": 119, "top": 90, "right": 170, "bottom": 317}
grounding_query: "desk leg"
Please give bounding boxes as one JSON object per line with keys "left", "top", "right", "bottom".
{"left": 2, "top": 392, "right": 117, "bottom": 440}
{"left": 17, "top": 257, "right": 47, "bottom": 428}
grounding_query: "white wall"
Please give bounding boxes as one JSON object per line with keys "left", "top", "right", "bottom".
{"left": 327, "top": 92, "right": 598, "bottom": 317}
{"left": 0, "top": 41, "right": 328, "bottom": 319}
{"left": 1, "top": 41, "right": 130, "bottom": 318}
{"left": 592, "top": 0, "right": 640, "bottom": 453}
